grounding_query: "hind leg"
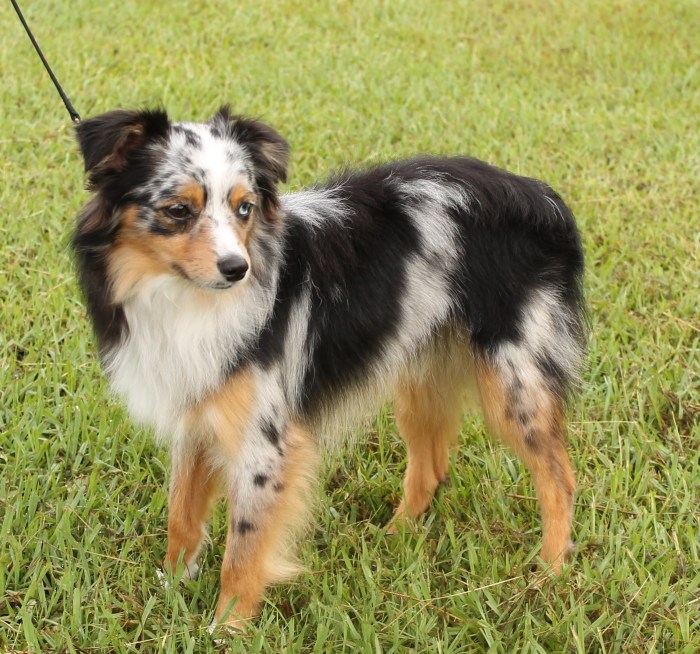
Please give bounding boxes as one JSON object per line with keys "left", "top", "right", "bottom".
{"left": 476, "top": 356, "right": 576, "bottom": 571}
{"left": 387, "top": 365, "right": 466, "bottom": 532}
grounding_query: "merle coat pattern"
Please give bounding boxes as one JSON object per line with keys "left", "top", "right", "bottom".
{"left": 73, "top": 107, "right": 586, "bottom": 629}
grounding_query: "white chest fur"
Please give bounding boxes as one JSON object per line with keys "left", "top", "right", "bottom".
{"left": 104, "top": 276, "right": 272, "bottom": 440}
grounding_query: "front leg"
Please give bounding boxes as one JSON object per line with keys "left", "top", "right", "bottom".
{"left": 165, "top": 446, "right": 221, "bottom": 579}
{"left": 214, "top": 422, "right": 318, "bottom": 629}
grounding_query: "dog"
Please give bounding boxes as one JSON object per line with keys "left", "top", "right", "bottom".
{"left": 72, "top": 107, "right": 586, "bottom": 629}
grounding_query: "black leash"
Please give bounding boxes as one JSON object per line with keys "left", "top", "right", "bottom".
{"left": 11, "top": 0, "right": 81, "bottom": 123}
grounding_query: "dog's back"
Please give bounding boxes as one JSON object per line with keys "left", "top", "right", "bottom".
{"left": 247, "top": 157, "right": 585, "bottom": 426}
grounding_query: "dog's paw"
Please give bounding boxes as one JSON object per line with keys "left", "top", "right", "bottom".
{"left": 208, "top": 616, "right": 246, "bottom": 638}
{"left": 156, "top": 568, "right": 172, "bottom": 590}
{"left": 528, "top": 542, "right": 576, "bottom": 581}
{"left": 183, "top": 560, "right": 200, "bottom": 580}
{"left": 385, "top": 504, "right": 417, "bottom": 535}
{"left": 157, "top": 560, "right": 199, "bottom": 589}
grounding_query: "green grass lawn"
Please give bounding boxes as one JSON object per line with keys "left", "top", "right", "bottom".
{"left": 1, "top": 0, "right": 698, "bottom": 651}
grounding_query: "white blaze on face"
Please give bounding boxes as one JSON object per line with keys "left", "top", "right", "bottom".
{"left": 211, "top": 216, "right": 246, "bottom": 262}
{"left": 178, "top": 122, "right": 253, "bottom": 266}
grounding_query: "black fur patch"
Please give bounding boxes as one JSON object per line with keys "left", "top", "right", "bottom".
{"left": 282, "top": 170, "right": 422, "bottom": 417}
{"left": 261, "top": 420, "right": 284, "bottom": 456}
{"left": 71, "top": 198, "right": 127, "bottom": 355}
{"left": 536, "top": 353, "right": 568, "bottom": 397}
{"left": 237, "top": 520, "right": 256, "bottom": 535}
{"left": 262, "top": 420, "right": 280, "bottom": 446}
{"left": 172, "top": 124, "right": 202, "bottom": 149}
{"left": 524, "top": 430, "right": 539, "bottom": 450}
{"left": 147, "top": 219, "right": 177, "bottom": 236}
{"left": 253, "top": 473, "right": 269, "bottom": 487}
{"left": 517, "top": 411, "right": 532, "bottom": 427}
{"left": 428, "top": 158, "right": 584, "bottom": 353}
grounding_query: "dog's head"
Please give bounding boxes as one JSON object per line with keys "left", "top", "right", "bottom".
{"left": 74, "top": 106, "right": 289, "bottom": 297}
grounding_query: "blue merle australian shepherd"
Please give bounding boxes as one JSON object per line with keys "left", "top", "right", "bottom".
{"left": 72, "top": 107, "right": 586, "bottom": 629}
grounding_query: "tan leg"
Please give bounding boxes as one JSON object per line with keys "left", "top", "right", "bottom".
{"left": 164, "top": 448, "right": 220, "bottom": 578}
{"left": 476, "top": 359, "right": 576, "bottom": 571}
{"left": 214, "top": 425, "right": 317, "bottom": 629}
{"left": 388, "top": 367, "right": 465, "bottom": 532}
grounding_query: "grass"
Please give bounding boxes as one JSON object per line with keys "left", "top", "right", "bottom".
{"left": 1, "top": 0, "right": 699, "bottom": 651}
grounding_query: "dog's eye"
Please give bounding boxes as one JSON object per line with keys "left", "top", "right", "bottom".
{"left": 238, "top": 202, "right": 254, "bottom": 219}
{"left": 165, "top": 204, "right": 192, "bottom": 221}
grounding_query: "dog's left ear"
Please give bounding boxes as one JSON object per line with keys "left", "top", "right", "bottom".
{"left": 211, "top": 106, "right": 290, "bottom": 201}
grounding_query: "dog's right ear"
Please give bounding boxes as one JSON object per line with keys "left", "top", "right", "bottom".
{"left": 75, "top": 109, "right": 170, "bottom": 189}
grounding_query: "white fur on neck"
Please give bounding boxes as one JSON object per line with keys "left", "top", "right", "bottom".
{"left": 104, "top": 274, "right": 275, "bottom": 441}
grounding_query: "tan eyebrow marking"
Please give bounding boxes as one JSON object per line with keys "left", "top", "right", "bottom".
{"left": 229, "top": 184, "right": 257, "bottom": 211}
{"left": 173, "top": 182, "right": 206, "bottom": 211}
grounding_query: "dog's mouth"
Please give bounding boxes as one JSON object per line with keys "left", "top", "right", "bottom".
{"left": 170, "top": 264, "right": 237, "bottom": 291}
{"left": 208, "top": 281, "right": 235, "bottom": 290}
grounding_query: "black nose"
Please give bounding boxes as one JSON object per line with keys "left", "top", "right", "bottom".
{"left": 217, "top": 255, "right": 249, "bottom": 282}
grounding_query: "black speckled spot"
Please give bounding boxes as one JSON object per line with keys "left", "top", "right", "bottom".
{"left": 262, "top": 420, "right": 279, "bottom": 445}
{"left": 517, "top": 411, "right": 531, "bottom": 427}
{"left": 183, "top": 129, "right": 202, "bottom": 148}
{"left": 238, "top": 520, "right": 256, "bottom": 535}
{"left": 524, "top": 429, "right": 539, "bottom": 450}
{"left": 262, "top": 420, "right": 284, "bottom": 455}
{"left": 253, "top": 473, "right": 269, "bottom": 487}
